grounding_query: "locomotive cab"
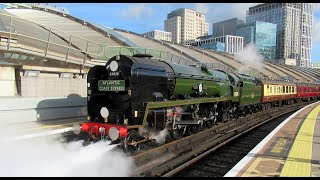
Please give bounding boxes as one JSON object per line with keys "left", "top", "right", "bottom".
{"left": 227, "top": 73, "right": 241, "bottom": 98}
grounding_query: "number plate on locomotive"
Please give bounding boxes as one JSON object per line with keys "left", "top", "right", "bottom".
{"left": 98, "top": 80, "right": 125, "bottom": 91}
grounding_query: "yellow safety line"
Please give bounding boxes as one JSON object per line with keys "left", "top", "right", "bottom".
{"left": 21, "top": 121, "right": 85, "bottom": 132}
{"left": 280, "top": 104, "right": 320, "bottom": 177}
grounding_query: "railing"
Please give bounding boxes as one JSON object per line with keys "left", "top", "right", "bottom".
{"left": 0, "top": 12, "right": 105, "bottom": 65}
{"left": 1, "top": 11, "right": 279, "bottom": 75}
{"left": 0, "top": 12, "right": 192, "bottom": 67}
{"left": 103, "top": 46, "right": 194, "bottom": 65}
{"left": 0, "top": 12, "right": 237, "bottom": 73}
{"left": 102, "top": 46, "right": 238, "bottom": 73}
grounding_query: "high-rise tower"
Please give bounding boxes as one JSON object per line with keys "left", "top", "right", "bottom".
{"left": 164, "top": 8, "right": 209, "bottom": 44}
{"left": 247, "top": 3, "right": 314, "bottom": 67}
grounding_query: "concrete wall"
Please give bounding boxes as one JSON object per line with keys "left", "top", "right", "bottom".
{"left": 0, "top": 66, "right": 88, "bottom": 124}
{"left": 0, "top": 96, "right": 87, "bottom": 124}
{"left": 16, "top": 71, "right": 87, "bottom": 97}
{"left": 0, "top": 66, "right": 16, "bottom": 96}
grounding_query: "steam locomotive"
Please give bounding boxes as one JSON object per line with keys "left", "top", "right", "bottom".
{"left": 73, "top": 54, "right": 320, "bottom": 152}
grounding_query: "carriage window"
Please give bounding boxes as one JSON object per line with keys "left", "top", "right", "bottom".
{"left": 286, "top": 86, "right": 288, "bottom": 93}
{"left": 278, "top": 87, "right": 281, "bottom": 93}
{"left": 270, "top": 86, "right": 272, "bottom": 94}
{"left": 293, "top": 86, "right": 295, "bottom": 93}
{"left": 282, "top": 86, "right": 285, "bottom": 93}
{"left": 274, "top": 86, "right": 276, "bottom": 94}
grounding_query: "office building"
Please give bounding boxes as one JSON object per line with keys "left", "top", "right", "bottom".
{"left": 164, "top": 8, "right": 209, "bottom": 44}
{"left": 142, "top": 30, "right": 172, "bottom": 42}
{"left": 246, "top": 3, "right": 314, "bottom": 67}
{"left": 237, "top": 21, "right": 277, "bottom": 60}
{"left": 312, "top": 62, "right": 320, "bottom": 69}
{"left": 212, "top": 18, "right": 244, "bottom": 37}
{"left": 186, "top": 35, "right": 243, "bottom": 54}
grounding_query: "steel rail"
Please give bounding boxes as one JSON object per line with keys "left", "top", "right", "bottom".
{"left": 131, "top": 101, "right": 315, "bottom": 177}
{"left": 161, "top": 102, "right": 310, "bottom": 177}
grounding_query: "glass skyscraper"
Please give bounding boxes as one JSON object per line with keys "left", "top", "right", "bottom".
{"left": 237, "top": 21, "right": 277, "bottom": 60}
{"left": 185, "top": 35, "right": 243, "bottom": 54}
{"left": 246, "top": 3, "right": 314, "bottom": 67}
{"left": 198, "top": 42, "right": 225, "bottom": 52}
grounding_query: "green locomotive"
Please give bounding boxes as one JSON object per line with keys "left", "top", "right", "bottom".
{"left": 74, "top": 54, "right": 262, "bottom": 151}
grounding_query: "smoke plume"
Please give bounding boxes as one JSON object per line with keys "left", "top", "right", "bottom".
{"left": 235, "top": 43, "right": 264, "bottom": 75}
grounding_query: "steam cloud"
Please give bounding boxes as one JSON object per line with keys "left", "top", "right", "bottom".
{"left": 152, "top": 128, "right": 169, "bottom": 144}
{"left": 0, "top": 121, "right": 133, "bottom": 177}
{"left": 235, "top": 43, "right": 264, "bottom": 75}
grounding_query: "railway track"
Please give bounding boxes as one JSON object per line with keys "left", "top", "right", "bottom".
{"left": 173, "top": 109, "right": 293, "bottom": 177}
{"left": 130, "top": 101, "right": 315, "bottom": 177}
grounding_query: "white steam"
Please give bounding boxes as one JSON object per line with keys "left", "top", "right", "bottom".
{"left": 235, "top": 43, "right": 264, "bottom": 75}
{"left": 151, "top": 128, "right": 169, "bottom": 144}
{"left": 0, "top": 121, "right": 133, "bottom": 177}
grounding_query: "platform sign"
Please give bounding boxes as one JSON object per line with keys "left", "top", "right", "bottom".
{"left": 98, "top": 80, "right": 125, "bottom": 91}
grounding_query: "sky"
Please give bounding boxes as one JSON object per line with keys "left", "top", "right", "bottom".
{"left": 1, "top": 3, "right": 320, "bottom": 63}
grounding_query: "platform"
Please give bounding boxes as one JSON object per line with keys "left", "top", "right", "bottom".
{"left": 2, "top": 116, "right": 86, "bottom": 142}
{"left": 225, "top": 101, "right": 320, "bottom": 177}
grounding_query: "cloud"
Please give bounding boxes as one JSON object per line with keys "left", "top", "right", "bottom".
{"left": 313, "top": 18, "right": 320, "bottom": 43}
{"left": 195, "top": 3, "right": 210, "bottom": 15}
{"left": 206, "top": 3, "right": 257, "bottom": 26}
{"left": 314, "top": 3, "right": 320, "bottom": 13}
{"left": 159, "top": 3, "right": 170, "bottom": 7}
{"left": 120, "top": 4, "right": 154, "bottom": 20}
{"left": 229, "top": 3, "right": 258, "bottom": 21}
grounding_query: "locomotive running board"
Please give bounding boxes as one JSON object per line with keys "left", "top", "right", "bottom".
{"left": 142, "top": 96, "right": 237, "bottom": 127}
